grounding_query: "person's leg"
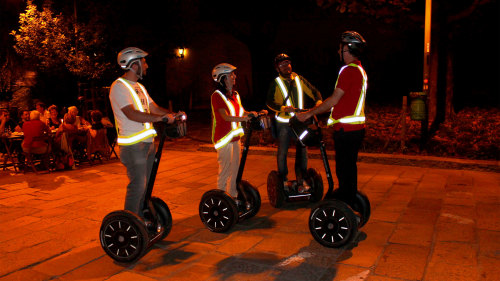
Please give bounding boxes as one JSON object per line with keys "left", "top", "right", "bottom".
{"left": 295, "top": 141, "right": 308, "bottom": 184}
{"left": 276, "top": 122, "right": 291, "bottom": 181}
{"left": 217, "top": 143, "right": 232, "bottom": 194}
{"left": 120, "top": 142, "right": 151, "bottom": 217}
{"left": 334, "top": 129, "right": 348, "bottom": 199}
{"left": 334, "top": 129, "right": 365, "bottom": 202}
{"left": 228, "top": 140, "right": 241, "bottom": 198}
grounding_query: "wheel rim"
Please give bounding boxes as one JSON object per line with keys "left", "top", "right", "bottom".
{"left": 101, "top": 219, "right": 142, "bottom": 259}
{"left": 310, "top": 206, "right": 352, "bottom": 246}
{"left": 200, "top": 196, "right": 234, "bottom": 230}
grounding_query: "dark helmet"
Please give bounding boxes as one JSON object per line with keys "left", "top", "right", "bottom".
{"left": 341, "top": 31, "right": 366, "bottom": 57}
{"left": 274, "top": 53, "right": 291, "bottom": 67}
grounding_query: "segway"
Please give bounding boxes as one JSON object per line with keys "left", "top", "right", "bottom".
{"left": 266, "top": 113, "right": 324, "bottom": 208}
{"left": 286, "top": 116, "right": 371, "bottom": 248}
{"left": 99, "top": 114, "right": 186, "bottom": 263}
{"left": 199, "top": 113, "right": 267, "bottom": 232}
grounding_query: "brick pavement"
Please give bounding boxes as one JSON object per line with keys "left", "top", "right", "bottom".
{"left": 0, "top": 148, "right": 499, "bottom": 281}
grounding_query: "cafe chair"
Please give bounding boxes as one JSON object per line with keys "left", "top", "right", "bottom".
{"left": 106, "top": 127, "right": 119, "bottom": 160}
{"left": 23, "top": 135, "right": 54, "bottom": 174}
{"left": 86, "top": 128, "right": 110, "bottom": 164}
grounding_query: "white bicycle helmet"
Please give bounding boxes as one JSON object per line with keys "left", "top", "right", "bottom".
{"left": 117, "top": 47, "right": 148, "bottom": 70}
{"left": 212, "top": 63, "right": 236, "bottom": 82}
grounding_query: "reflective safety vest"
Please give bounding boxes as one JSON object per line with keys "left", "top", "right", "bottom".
{"left": 275, "top": 76, "right": 303, "bottom": 123}
{"left": 116, "top": 78, "right": 157, "bottom": 145}
{"left": 327, "top": 63, "right": 367, "bottom": 126}
{"left": 212, "top": 90, "right": 245, "bottom": 150}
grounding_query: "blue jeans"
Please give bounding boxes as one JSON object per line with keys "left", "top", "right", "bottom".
{"left": 276, "top": 121, "right": 307, "bottom": 182}
{"left": 119, "top": 142, "right": 155, "bottom": 217}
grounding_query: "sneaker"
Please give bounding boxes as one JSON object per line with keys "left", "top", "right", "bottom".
{"left": 298, "top": 181, "right": 311, "bottom": 193}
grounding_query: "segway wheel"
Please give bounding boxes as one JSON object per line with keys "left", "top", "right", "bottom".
{"left": 239, "top": 180, "right": 261, "bottom": 218}
{"left": 307, "top": 168, "right": 324, "bottom": 203}
{"left": 100, "top": 210, "right": 148, "bottom": 263}
{"left": 151, "top": 197, "right": 173, "bottom": 239}
{"left": 267, "top": 170, "right": 284, "bottom": 208}
{"left": 351, "top": 191, "right": 371, "bottom": 228}
{"left": 199, "top": 190, "right": 238, "bottom": 232}
{"left": 309, "top": 200, "right": 358, "bottom": 248}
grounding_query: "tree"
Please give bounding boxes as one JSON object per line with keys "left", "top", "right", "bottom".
{"left": 10, "top": 0, "right": 111, "bottom": 80}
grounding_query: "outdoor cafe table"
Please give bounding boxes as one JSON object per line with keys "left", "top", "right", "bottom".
{"left": 1, "top": 132, "right": 23, "bottom": 172}
{"left": 1, "top": 130, "right": 58, "bottom": 172}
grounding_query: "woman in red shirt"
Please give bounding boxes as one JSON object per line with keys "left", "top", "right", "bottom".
{"left": 210, "top": 63, "right": 258, "bottom": 203}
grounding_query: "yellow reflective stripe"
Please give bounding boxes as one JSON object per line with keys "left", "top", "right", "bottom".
{"left": 327, "top": 116, "right": 366, "bottom": 125}
{"left": 117, "top": 128, "right": 157, "bottom": 145}
{"left": 328, "top": 64, "right": 367, "bottom": 126}
{"left": 116, "top": 78, "right": 155, "bottom": 143}
{"left": 212, "top": 90, "right": 244, "bottom": 149}
{"left": 275, "top": 78, "right": 292, "bottom": 107}
{"left": 214, "top": 127, "right": 244, "bottom": 150}
{"left": 295, "top": 76, "right": 303, "bottom": 109}
{"left": 275, "top": 76, "right": 304, "bottom": 123}
{"left": 275, "top": 115, "right": 290, "bottom": 123}
{"left": 215, "top": 90, "right": 241, "bottom": 129}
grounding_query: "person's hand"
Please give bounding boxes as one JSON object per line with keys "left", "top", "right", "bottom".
{"left": 162, "top": 113, "right": 175, "bottom": 124}
{"left": 259, "top": 109, "right": 268, "bottom": 115}
{"left": 175, "top": 111, "right": 187, "bottom": 121}
{"left": 296, "top": 111, "right": 311, "bottom": 122}
{"left": 283, "top": 106, "right": 295, "bottom": 113}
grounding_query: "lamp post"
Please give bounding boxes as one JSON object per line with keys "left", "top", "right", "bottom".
{"left": 420, "top": 0, "right": 432, "bottom": 149}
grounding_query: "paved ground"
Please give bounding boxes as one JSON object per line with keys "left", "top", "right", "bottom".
{"left": 0, "top": 135, "right": 499, "bottom": 281}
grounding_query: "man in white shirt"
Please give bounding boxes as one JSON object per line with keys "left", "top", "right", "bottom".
{"left": 109, "top": 47, "right": 176, "bottom": 217}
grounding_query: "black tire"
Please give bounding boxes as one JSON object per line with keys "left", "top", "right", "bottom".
{"left": 100, "top": 210, "right": 148, "bottom": 263}
{"left": 307, "top": 168, "right": 324, "bottom": 203}
{"left": 309, "top": 200, "right": 358, "bottom": 248}
{"left": 199, "top": 190, "right": 238, "bottom": 232}
{"left": 238, "top": 180, "right": 261, "bottom": 218}
{"left": 151, "top": 197, "right": 173, "bottom": 239}
{"left": 267, "top": 170, "right": 284, "bottom": 208}
{"left": 351, "top": 191, "right": 371, "bottom": 228}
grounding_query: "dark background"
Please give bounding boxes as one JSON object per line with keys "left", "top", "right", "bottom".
{"left": 1, "top": 0, "right": 498, "bottom": 113}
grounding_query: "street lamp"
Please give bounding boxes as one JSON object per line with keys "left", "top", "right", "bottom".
{"left": 176, "top": 47, "right": 186, "bottom": 59}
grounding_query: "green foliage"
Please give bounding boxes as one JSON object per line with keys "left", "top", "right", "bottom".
{"left": 10, "top": 1, "right": 69, "bottom": 70}
{"left": 10, "top": 0, "right": 111, "bottom": 80}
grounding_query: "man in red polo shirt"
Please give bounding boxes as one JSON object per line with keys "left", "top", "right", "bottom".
{"left": 297, "top": 31, "right": 367, "bottom": 204}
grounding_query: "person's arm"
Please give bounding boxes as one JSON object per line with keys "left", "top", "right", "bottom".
{"left": 218, "top": 108, "right": 250, "bottom": 122}
{"left": 297, "top": 87, "right": 344, "bottom": 121}
{"left": 149, "top": 101, "right": 171, "bottom": 115}
{"left": 301, "top": 76, "right": 323, "bottom": 105}
{"left": 121, "top": 104, "right": 172, "bottom": 123}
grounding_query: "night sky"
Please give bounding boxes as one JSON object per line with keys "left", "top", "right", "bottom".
{"left": 1, "top": 0, "right": 498, "bottom": 110}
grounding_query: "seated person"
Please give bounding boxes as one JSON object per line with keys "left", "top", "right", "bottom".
{"left": 87, "top": 110, "right": 111, "bottom": 159}
{"left": 68, "top": 106, "right": 90, "bottom": 130}
{"left": 15, "top": 109, "right": 30, "bottom": 132}
{"left": 55, "top": 113, "right": 79, "bottom": 145}
{"left": 21, "top": 110, "right": 51, "bottom": 154}
{"left": 89, "top": 110, "right": 113, "bottom": 131}
{"left": 0, "top": 109, "right": 17, "bottom": 134}
{"left": 35, "top": 102, "right": 50, "bottom": 124}
{"left": 46, "top": 105, "right": 62, "bottom": 130}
